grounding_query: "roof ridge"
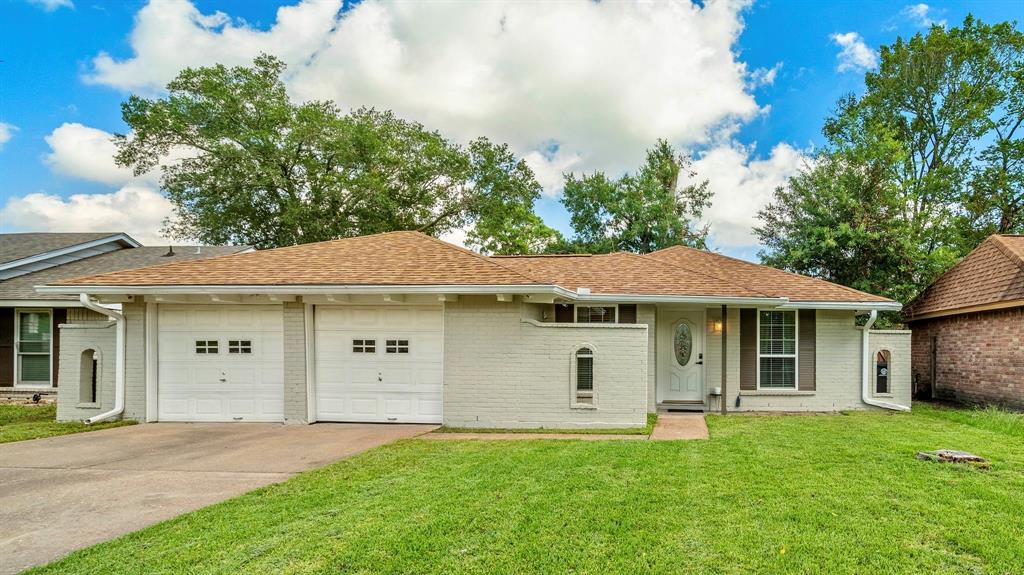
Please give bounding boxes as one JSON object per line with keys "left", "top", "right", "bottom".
{"left": 405, "top": 231, "right": 551, "bottom": 285}
{"left": 648, "top": 244, "right": 885, "bottom": 301}
{"left": 616, "top": 251, "right": 773, "bottom": 298}
{"left": 991, "top": 234, "right": 1024, "bottom": 271}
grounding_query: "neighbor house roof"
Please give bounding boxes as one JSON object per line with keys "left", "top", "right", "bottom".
{"left": 0, "top": 232, "right": 137, "bottom": 267}
{"left": 48, "top": 232, "right": 544, "bottom": 288}
{"left": 904, "top": 235, "right": 1024, "bottom": 320}
{"left": 42, "top": 231, "right": 897, "bottom": 308}
{"left": 644, "top": 245, "right": 893, "bottom": 303}
{"left": 2, "top": 245, "right": 251, "bottom": 301}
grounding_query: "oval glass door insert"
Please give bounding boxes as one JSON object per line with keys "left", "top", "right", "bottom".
{"left": 674, "top": 322, "right": 692, "bottom": 366}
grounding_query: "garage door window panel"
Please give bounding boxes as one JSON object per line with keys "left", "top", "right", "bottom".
{"left": 195, "top": 340, "right": 219, "bottom": 354}
{"left": 228, "top": 340, "right": 253, "bottom": 354}
{"left": 386, "top": 339, "right": 409, "bottom": 354}
{"left": 352, "top": 339, "right": 376, "bottom": 353}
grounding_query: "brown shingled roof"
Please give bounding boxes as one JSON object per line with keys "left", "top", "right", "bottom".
{"left": 47, "top": 231, "right": 897, "bottom": 305}
{"left": 904, "top": 235, "right": 1024, "bottom": 320}
{"left": 493, "top": 252, "right": 770, "bottom": 298}
{"left": 645, "top": 245, "right": 893, "bottom": 303}
{"left": 52, "top": 231, "right": 545, "bottom": 287}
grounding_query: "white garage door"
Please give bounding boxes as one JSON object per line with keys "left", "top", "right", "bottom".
{"left": 158, "top": 305, "right": 284, "bottom": 422}
{"left": 315, "top": 305, "right": 443, "bottom": 423}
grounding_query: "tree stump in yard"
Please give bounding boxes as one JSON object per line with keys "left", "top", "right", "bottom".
{"left": 916, "top": 450, "right": 991, "bottom": 469}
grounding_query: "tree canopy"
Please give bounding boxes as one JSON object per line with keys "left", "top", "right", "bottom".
{"left": 757, "top": 16, "right": 1024, "bottom": 305}
{"left": 116, "top": 54, "right": 559, "bottom": 253}
{"left": 554, "top": 139, "right": 711, "bottom": 254}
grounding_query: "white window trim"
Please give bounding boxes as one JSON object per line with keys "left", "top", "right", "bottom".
{"left": 756, "top": 309, "right": 799, "bottom": 391}
{"left": 570, "top": 343, "right": 597, "bottom": 409}
{"left": 873, "top": 348, "right": 892, "bottom": 397}
{"left": 13, "top": 308, "right": 54, "bottom": 388}
{"left": 560, "top": 303, "right": 620, "bottom": 324}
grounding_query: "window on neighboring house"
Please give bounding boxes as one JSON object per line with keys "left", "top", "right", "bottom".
{"left": 195, "top": 340, "right": 218, "bottom": 354}
{"left": 576, "top": 306, "right": 616, "bottom": 324}
{"left": 758, "top": 310, "right": 797, "bottom": 389}
{"left": 352, "top": 339, "right": 376, "bottom": 353}
{"left": 575, "top": 347, "right": 594, "bottom": 404}
{"left": 228, "top": 340, "right": 253, "bottom": 354}
{"left": 876, "top": 350, "right": 890, "bottom": 394}
{"left": 386, "top": 339, "right": 409, "bottom": 354}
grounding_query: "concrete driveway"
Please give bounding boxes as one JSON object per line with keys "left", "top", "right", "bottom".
{"left": 0, "top": 422, "right": 435, "bottom": 574}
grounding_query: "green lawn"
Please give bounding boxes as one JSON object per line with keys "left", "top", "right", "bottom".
{"left": 28, "top": 405, "right": 1024, "bottom": 574}
{"left": 0, "top": 403, "right": 134, "bottom": 444}
{"left": 435, "top": 412, "right": 658, "bottom": 435}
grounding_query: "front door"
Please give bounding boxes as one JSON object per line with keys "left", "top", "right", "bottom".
{"left": 659, "top": 312, "right": 704, "bottom": 402}
{"left": 15, "top": 310, "right": 52, "bottom": 387}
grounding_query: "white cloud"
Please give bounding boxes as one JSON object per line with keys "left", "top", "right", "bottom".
{"left": 83, "top": 0, "right": 761, "bottom": 176}
{"left": 53, "top": 0, "right": 806, "bottom": 252}
{"left": 28, "top": 0, "right": 73, "bottom": 12}
{"left": 0, "top": 123, "right": 16, "bottom": 150}
{"left": 748, "top": 62, "right": 783, "bottom": 88}
{"left": 0, "top": 186, "right": 174, "bottom": 245}
{"left": 831, "top": 32, "right": 878, "bottom": 73}
{"left": 524, "top": 146, "right": 584, "bottom": 198}
{"left": 693, "top": 142, "right": 807, "bottom": 248}
{"left": 44, "top": 123, "right": 136, "bottom": 186}
{"left": 902, "top": 4, "right": 946, "bottom": 28}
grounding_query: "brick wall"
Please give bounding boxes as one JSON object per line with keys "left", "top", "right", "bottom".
{"left": 909, "top": 307, "right": 1024, "bottom": 409}
{"left": 443, "top": 296, "right": 648, "bottom": 428}
{"left": 283, "top": 301, "right": 308, "bottom": 423}
{"left": 55, "top": 321, "right": 116, "bottom": 421}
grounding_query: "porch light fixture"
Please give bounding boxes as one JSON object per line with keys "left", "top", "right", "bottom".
{"left": 709, "top": 319, "right": 723, "bottom": 334}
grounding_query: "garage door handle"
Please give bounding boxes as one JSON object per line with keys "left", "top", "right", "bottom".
{"left": 219, "top": 378, "right": 227, "bottom": 382}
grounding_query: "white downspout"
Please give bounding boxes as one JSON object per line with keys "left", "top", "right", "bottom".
{"left": 860, "top": 310, "right": 909, "bottom": 411}
{"left": 79, "top": 293, "right": 126, "bottom": 424}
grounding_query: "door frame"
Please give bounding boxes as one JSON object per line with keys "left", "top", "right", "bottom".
{"left": 13, "top": 308, "right": 53, "bottom": 388}
{"left": 656, "top": 307, "right": 706, "bottom": 405}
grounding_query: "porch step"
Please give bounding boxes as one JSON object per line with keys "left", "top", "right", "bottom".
{"left": 658, "top": 400, "right": 706, "bottom": 413}
{"left": 0, "top": 388, "right": 57, "bottom": 401}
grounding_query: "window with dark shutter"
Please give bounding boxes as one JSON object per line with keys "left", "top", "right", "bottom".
{"left": 618, "top": 304, "right": 637, "bottom": 324}
{"left": 555, "top": 304, "right": 574, "bottom": 322}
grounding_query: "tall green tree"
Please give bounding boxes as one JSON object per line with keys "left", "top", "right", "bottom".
{"left": 116, "top": 54, "right": 558, "bottom": 252}
{"left": 757, "top": 16, "right": 1024, "bottom": 303}
{"left": 556, "top": 139, "right": 711, "bottom": 253}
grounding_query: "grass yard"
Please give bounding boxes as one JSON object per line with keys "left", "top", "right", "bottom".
{"left": 28, "top": 404, "right": 1024, "bottom": 574}
{"left": 0, "top": 403, "right": 134, "bottom": 444}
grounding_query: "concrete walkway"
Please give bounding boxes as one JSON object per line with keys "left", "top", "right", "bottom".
{"left": 0, "top": 422, "right": 435, "bottom": 575}
{"left": 650, "top": 413, "right": 710, "bottom": 440}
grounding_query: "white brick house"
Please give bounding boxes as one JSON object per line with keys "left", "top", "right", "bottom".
{"left": 38, "top": 231, "right": 911, "bottom": 428}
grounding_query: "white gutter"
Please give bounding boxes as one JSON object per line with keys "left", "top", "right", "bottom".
{"left": 78, "top": 293, "right": 126, "bottom": 424}
{"left": 859, "top": 310, "right": 910, "bottom": 412}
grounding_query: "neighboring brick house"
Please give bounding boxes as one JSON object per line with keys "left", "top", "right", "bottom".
{"left": 904, "top": 235, "right": 1024, "bottom": 410}
{"left": 37, "top": 231, "right": 911, "bottom": 427}
{"left": 0, "top": 232, "right": 249, "bottom": 399}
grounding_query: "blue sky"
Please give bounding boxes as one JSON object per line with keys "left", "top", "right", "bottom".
{"left": 1, "top": 0, "right": 1021, "bottom": 260}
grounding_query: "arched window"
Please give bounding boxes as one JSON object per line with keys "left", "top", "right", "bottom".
{"left": 80, "top": 349, "right": 97, "bottom": 403}
{"left": 574, "top": 347, "right": 594, "bottom": 405}
{"left": 876, "top": 350, "right": 890, "bottom": 394}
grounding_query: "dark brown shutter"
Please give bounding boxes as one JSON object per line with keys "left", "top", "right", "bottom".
{"left": 52, "top": 308, "right": 67, "bottom": 388}
{"left": 0, "top": 308, "right": 13, "bottom": 387}
{"left": 739, "top": 309, "right": 757, "bottom": 391}
{"left": 618, "top": 304, "right": 637, "bottom": 324}
{"left": 555, "top": 304, "right": 574, "bottom": 322}
{"left": 798, "top": 309, "right": 816, "bottom": 391}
